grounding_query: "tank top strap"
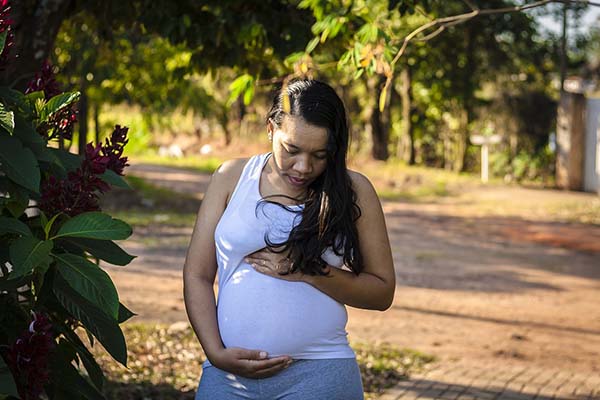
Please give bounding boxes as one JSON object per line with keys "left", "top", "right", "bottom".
{"left": 227, "top": 153, "right": 270, "bottom": 208}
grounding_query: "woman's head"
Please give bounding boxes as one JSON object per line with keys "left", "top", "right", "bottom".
{"left": 262, "top": 79, "right": 363, "bottom": 276}
{"left": 266, "top": 79, "right": 350, "bottom": 195}
{"left": 267, "top": 80, "right": 349, "bottom": 160}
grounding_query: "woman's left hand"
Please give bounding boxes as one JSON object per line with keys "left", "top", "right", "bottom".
{"left": 245, "top": 248, "right": 304, "bottom": 282}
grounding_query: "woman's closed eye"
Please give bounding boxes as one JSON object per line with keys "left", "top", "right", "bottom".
{"left": 284, "top": 146, "right": 326, "bottom": 160}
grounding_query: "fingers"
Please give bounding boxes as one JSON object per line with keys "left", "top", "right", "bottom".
{"left": 239, "top": 351, "right": 291, "bottom": 378}
{"left": 234, "top": 348, "right": 290, "bottom": 369}
{"left": 252, "top": 359, "right": 293, "bottom": 378}
{"left": 251, "top": 263, "right": 271, "bottom": 275}
{"left": 235, "top": 348, "right": 269, "bottom": 360}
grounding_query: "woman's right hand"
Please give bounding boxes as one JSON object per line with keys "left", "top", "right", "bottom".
{"left": 210, "top": 347, "right": 293, "bottom": 378}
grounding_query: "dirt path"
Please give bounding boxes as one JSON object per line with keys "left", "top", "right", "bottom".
{"left": 106, "top": 163, "right": 600, "bottom": 379}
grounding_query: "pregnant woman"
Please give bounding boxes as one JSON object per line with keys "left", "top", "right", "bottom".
{"left": 184, "top": 79, "right": 395, "bottom": 400}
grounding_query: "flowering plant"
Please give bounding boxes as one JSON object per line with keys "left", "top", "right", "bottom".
{"left": 0, "top": 3, "right": 135, "bottom": 398}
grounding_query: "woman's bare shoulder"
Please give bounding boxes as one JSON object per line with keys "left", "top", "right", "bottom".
{"left": 347, "top": 169, "right": 379, "bottom": 205}
{"left": 209, "top": 158, "right": 250, "bottom": 203}
{"left": 214, "top": 158, "right": 249, "bottom": 181}
{"left": 347, "top": 169, "right": 374, "bottom": 191}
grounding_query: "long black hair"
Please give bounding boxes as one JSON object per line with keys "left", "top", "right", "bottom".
{"left": 263, "top": 79, "right": 363, "bottom": 276}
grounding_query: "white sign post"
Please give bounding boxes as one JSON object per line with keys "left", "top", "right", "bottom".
{"left": 470, "top": 134, "right": 501, "bottom": 183}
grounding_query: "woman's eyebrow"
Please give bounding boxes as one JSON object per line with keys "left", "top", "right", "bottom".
{"left": 284, "top": 142, "right": 327, "bottom": 153}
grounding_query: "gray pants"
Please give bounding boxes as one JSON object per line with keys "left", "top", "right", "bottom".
{"left": 195, "top": 358, "right": 364, "bottom": 400}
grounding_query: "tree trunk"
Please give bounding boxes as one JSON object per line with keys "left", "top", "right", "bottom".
{"left": 370, "top": 76, "right": 391, "bottom": 161}
{"left": 459, "top": 25, "right": 476, "bottom": 172}
{"left": 0, "top": 0, "right": 73, "bottom": 89}
{"left": 77, "top": 82, "right": 88, "bottom": 155}
{"left": 560, "top": 3, "right": 568, "bottom": 92}
{"left": 340, "top": 84, "right": 362, "bottom": 153}
{"left": 398, "top": 67, "right": 415, "bottom": 165}
{"left": 218, "top": 107, "right": 231, "bottom": 146}
{"left": 94, "top": 103, "right": 100, "bottom": 145}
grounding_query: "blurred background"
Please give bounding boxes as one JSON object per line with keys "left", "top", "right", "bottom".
{"left": 7, "top": 1, "right": 600, "bottom": 399}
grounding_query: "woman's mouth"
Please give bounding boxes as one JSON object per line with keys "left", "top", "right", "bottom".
{"left": 287, "top": 175, "right": 308, "bottom": 187}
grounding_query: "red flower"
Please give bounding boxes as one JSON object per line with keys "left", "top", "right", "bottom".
{"left": 25, "top": 60, "right": 77, "bottom": 141}
{"left": 39, "top": 125, "right": 129, "bottom": 217}
{"left": 4, "top": 312, "right": 55, "bottom": 400}
{"left": 102, "top": 125, "right": 130, "bottom": 176}
{"left": 25, "top": 60, "right": 61, "bottom": 99}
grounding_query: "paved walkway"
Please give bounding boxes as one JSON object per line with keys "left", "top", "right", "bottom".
{"left": 380, "top": 360, "right": 600, "bottom": 400}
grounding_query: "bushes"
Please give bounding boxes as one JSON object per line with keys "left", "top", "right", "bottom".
{"left": 0, "top": 19, "right": 135, "bottom": 400}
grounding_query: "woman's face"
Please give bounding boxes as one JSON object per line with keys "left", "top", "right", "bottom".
{"left": 268, "top": 115, "right": 329, "bottom": 192}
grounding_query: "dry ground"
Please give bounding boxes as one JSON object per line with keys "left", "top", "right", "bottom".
{"left": 103, "top": 163, "right": 600, "bottom": 379}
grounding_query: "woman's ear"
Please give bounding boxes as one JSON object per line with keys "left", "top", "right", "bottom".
{"left": 267, "top": 119, "right": 275, "bottom": 142}
{"left": 267, "top": 118, "right": 275, "bottom": 134}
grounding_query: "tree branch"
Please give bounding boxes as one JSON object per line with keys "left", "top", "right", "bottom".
{"left": 381, "top": 0, "right": 600, "bottom": 110}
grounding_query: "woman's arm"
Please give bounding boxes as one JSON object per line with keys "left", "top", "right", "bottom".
{"left": 248, "top": 171, "right": 396, "bottom": 311}
{"left": 183, "top": 159, "right": 292, "bottom": 378}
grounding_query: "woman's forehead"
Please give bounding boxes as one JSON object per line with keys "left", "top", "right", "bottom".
{"left": 279, "top": 115, "right": 328, "bottom": 149}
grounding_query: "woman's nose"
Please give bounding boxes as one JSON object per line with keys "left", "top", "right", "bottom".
{"left": 294, "top": 156, "right": 312, "bottom": 174}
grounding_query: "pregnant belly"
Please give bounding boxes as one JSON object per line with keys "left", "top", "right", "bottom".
{"left": 217, "top": 267, "right": 349, "bottom": 358}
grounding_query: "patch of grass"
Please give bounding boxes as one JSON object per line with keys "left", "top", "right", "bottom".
{"left": 109, "top": 211, "right": 196, "bottom": 228}
{"left": 125, "top": 175, "right": 187, "bottom": 202}
{"left": 354, "top": 342, "right": 435, "bottom": 399}
{"left": 351, "top": 157, "right": 487, "bottom": 202}
{"left": 88, "top": 323, "right": 434, "bottom": 399}
{"left": 100, "top": 174, "right": 201, "bottom": 216}
{"left": 415, "top": 251, "right": 441, "bottom": 261}
{"left": 453, "top": 191, "right": 600, "bottom": 225}
{"left": 130, "top": 154, "right": 224, "bottom": 174}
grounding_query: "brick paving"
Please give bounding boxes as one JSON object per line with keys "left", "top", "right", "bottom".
{"left": 380, "top": 360, "right": 600, "bottom": 400}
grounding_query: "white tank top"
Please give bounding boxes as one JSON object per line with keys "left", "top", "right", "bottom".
{"left": 203, "top": 153, "right": 355, "bottom": 366}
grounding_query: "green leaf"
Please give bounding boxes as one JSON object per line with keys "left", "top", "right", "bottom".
{"left": 305, "top": 37, "right": 319, "bottom": 53}
{"left": 3, "top": 180, "right": 30, "bottom": 218}
{"left": 53, "top": 212, "right": 132, "bottom": 240}
{"left": 62, "top": 328, "right": 105, "bottom": 391}
{"left": 0, "top": 31, "right": 7, "bottom": 57}
{"left": 44, "top": 212, "right": 62, "bottom": 239}
{"left": 39, "top": 91, "right": 80, "bottom": 123}
{"left": 0, "top": 217, "right": 32, "bottom": 236}
{"left": 243, "top": 84, "right": 255, "bottom": 106}
{"left": 53, "top": 273, "right": 128, "bottom": 366}
{"left": 40, "top": 210, "right": 49, "bottom": 231}
{"left": 13, "top": 113, "right": 44, "bottom": 146}
{"left": 0, "top": 87, "right": 28, "bottom": 110}
{"left": 0, "top": 102, "right": 14, "bottom": 135}
{"left": 0, "top": 357, "right": 18, "bottom": 398}
{"left": 32, "top": 145, "right": 63, "bottom": 168}
{"left": 54, "top": 253, "right": 120, "bottom": 319}
{"left": 48, "top": 147, "right": 82, "bottom": 171}
{"left": 98, "top": 169, "right": 131, "bottom": 189}
{"left": 227, "top": 74, "right": 254, "bottom": 107}
{"left": 62, "top": 237, "right": 135, "bottom": 266}
{"left": 50, "top": 339, "right": 105, "bottom": 400}
{"left": 0, "top": 134, "right": 40, "bottom": 193}
{"left": 9, "top": 237, "right": 53, "bottom": 279}
{"left": 24, "top": 91, "right": 44, "bottom": 114}
{"left": 1, "top": 179, "right": 29, "bottom": 218}
{"left": 118, "top": 302, "right": 137, "bottom": 323}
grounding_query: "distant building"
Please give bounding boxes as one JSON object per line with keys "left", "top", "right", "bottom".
{"left": 556, "top": 77, "right": 599, "bottom": 194}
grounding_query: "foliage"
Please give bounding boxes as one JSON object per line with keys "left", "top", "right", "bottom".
{"left": 489, "top": 146, "right": 556, "bottom": 183}
{"left": 0, "top": 12, "right": 136, "bottom": 399}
